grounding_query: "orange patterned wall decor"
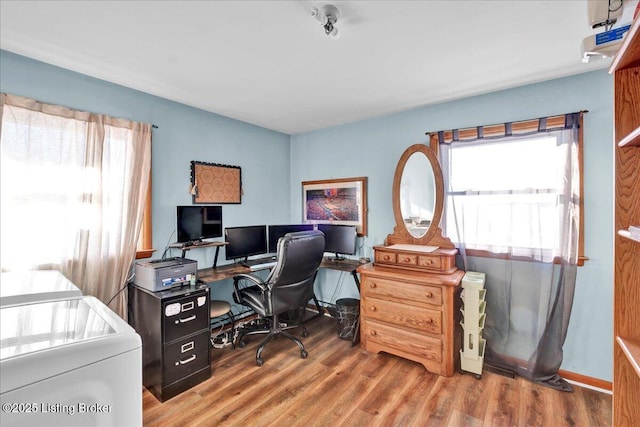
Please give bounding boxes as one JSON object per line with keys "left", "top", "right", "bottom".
{"left": 191, "top": 161, "right": 242, "bottom": 204}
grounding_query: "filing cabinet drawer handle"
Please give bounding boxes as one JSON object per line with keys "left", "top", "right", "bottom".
{"left": 178, "top": 315, "right": 196, "bottom": 323}
{"left": 177, "top": 355, "right": 196, "bottom": 365}
{"left": 181, "top": 341, "right": 194, "bottom": 353}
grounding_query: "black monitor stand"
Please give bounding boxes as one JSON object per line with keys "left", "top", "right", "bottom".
{"left": 328, "top": 253, "right": 346, "bottom": 261}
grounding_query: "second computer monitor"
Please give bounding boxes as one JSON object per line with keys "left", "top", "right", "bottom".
{"left": 267, "top": 224, "right": 315, "bottom": 253}
{"left": 317, "top": 224, "right": 357, "bottom": 260}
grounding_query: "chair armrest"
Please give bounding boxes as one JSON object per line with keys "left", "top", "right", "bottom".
{"left": 233, "top": 273, "right": 266, "bottom": 288}
{"left": 232, "top": 273, "right": 267, "bottom": 303}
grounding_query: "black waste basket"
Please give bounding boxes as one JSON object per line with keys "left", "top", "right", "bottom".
{"left": 335, "top": 298, "right": 360, "bottom": 340}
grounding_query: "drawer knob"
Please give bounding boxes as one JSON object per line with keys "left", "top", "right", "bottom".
{"left": 403, "top": 257, "right": 411, "bottom": 262}
{"left": 425, "top": 291, "right": 433, "bottom": 298}
{"left": 384, "top": 255, "right": 391, "bottom": 261}
{"left": 370, "top": 330, "right": 377, "bottom": 336}
{"left": 370, "top": 282, "right": 377, "bottom": 289}
{"left": 369, "top": 306, "right": 377, "bottom": 312}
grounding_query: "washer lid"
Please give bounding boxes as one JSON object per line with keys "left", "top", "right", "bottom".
{"left": 0, "top": 296, "right": 141, "bottom": 394}
{"left": 0, "top": 270, "right": 82, "bottom": 307}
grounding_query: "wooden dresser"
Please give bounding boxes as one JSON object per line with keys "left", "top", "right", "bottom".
{"left": 357, "top": 143, "right": 464, "bottom": 376}
{"left": 358, "top": 249, "right": 463, "bottom": 376}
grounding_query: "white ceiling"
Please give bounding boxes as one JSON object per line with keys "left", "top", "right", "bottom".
{"left": 0, "top": 1, "right": 637, "bottom": 135}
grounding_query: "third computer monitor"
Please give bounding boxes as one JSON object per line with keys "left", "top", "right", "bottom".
{"left": 317, "top": 223, "right": 357, "bottom": 260}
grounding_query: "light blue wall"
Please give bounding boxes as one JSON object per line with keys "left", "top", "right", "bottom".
{"left": 0, "top": 50, "right": 291, "bottom": 304}
{"left": 291, "top": 70, "right": 615, "bottom": 382}
{"left": 1, "top": 49, "right": 614, "bottom": 382}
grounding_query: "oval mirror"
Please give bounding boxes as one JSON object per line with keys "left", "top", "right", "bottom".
{"left": 390, "top": 144, "right": 444, "bottom": 245}
{"left": 400, "top": 152, "right": 435, "bottom": 238}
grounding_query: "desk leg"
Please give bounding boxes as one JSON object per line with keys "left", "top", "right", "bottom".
{"left": 350, "top": 269, "right": 360, "bottom": 346}
{"left": 303, "top": 294, "right": 324, "bottom": 324}
{"left": 212, "top": 246, "right": 221, "bottom": 269}
{"left": 351, "top": 270, "right": 361, "bottom": 292}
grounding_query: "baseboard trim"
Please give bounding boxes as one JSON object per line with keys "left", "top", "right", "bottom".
{"left": 558, "top": 369, "right": 612, "bottom": 393}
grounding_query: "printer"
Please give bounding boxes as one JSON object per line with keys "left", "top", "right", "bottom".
{"left": 134, "top": 257, "right": 198, "bottom": 292}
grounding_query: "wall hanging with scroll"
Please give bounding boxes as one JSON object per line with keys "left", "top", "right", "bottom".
{"left": 190, "top": 161, "right": 242, "bottom": 204}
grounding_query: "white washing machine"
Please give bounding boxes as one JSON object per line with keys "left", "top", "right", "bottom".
{"left": 0, "top": 270, "right": 82, "bottom": 307}
{"left": 0, "top": 296, "right": 142, "bottom": 426}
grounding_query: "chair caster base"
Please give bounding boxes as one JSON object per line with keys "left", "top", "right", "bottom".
{"left": 300, "top": 349, "right": 308, "bottom": 359}
{"left": 256, "top": 357, "right": 264, "bottom": 367}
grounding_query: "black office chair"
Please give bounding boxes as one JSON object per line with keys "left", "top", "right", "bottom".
{"left": 232, "top": 230, "right": 325, "bottom": 366}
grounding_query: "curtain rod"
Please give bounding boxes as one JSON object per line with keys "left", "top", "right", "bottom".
{"left": 424, "top": 110, "right": 589, "bottom": 136}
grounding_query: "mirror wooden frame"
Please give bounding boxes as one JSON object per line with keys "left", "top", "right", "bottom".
{"left": 387, "top": 143, "right": 454, "bottom": 249}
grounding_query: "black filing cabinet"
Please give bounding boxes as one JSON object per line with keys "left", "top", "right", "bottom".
{"left": 128, "top": 283, "right": 211, "bottom": 402}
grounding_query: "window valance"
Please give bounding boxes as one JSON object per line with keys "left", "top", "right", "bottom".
{"left": 429, "top": 111, "right": 585, "bottom": 145}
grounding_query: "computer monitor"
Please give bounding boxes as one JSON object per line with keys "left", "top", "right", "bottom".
{"left": 176, "top": 205, "right": 222, "bottom": 243}
{"left": 317, "top": 224, "right": 357, "bottom": 260}
{"left": 224, "top": 225, "right": 267, "bottom": 262}
{"left": 267, "top": 224, "right": 315, "bottom": 253}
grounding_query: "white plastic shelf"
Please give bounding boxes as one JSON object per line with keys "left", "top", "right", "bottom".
{"left": 459, "top": 271, "right": 486, "bottom": 377}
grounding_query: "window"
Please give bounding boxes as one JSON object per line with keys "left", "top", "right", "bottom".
{"left": 431, "top": 113, "right": 585, "bottom": 265}
{"left": 0, "top": 93, "right": 151, "bottom": 316}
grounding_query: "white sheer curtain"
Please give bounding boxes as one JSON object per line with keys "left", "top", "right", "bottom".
{"left": 0, "top": 94, "right": 151, "bottom": 318}
{"left": 437, "top": 113, "right": 581, "bottom": 391}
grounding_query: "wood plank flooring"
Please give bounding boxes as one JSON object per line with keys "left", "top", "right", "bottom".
{"left": 143, "top": 316, "right": 611, "bottom": 427}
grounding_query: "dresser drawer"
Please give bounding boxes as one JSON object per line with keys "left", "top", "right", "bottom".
{"left": 375, "top": 250, "right": 397, "bottom": 264}
{"left": 163, "top": 331, "right": 210, "bottom": 385}
{"left": 363, "top": 276, "right": 443, "bottom": 306}
{"left": 396, "top": 253, "right": 418, "bottom": 266}
{"left": 362, "top": 319, "right": 442, "bottom": 363}
{"left": 363, "top": 297, "right": 442, "bottom": 334}
{"left": 418, "top": 255, "right": 442, "bottom": 270}
{"left": 163, "top": 292, "right": 209, "bottom": 343}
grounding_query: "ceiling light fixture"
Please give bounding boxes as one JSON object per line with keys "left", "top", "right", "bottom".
{"left": 311, "top": 4, "right": 341, "bottom": 39}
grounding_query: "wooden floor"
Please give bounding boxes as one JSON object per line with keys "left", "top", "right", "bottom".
{"left": 143, "top": 316, "right": 611, "bottom": 427}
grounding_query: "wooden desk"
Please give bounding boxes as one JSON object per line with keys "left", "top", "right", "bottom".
{"left": 320, "top": 258, "right": 362, "bottom": 291}
{"left": 197, "top": 256, "right": 366, "bottom": 345}
{"left": 198, "top": 256, "right": 363, "bottom": 285}
{"left": 197, "top": 261, "right": 258, "bottom": 283}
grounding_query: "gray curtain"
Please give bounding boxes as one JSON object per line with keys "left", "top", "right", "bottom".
{"left": 438, "top": 113, "right": 581, "bottom": 391}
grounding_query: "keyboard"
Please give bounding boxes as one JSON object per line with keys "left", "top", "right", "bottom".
{"left": 249, "top": 261, "right": 277, "bottom": 271}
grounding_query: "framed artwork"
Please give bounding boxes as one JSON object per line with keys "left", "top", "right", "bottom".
{"left": 302, "top": 176, "right": 367, "bottom": 236}
{"left": 190, "top": 161, "right": 242, "bottom": 204}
